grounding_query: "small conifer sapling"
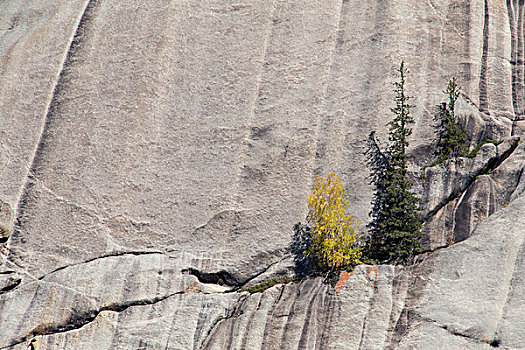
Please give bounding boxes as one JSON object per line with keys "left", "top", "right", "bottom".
{"left": 434, "top": 77, "right": 469, "bottom": 165}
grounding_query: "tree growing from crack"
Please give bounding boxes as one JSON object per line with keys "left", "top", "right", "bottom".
{"left": 433, "top": 77, "right": 469, "bottom": 165}
{"left": 365, "top": 62, "right": 423, "bottom": 264}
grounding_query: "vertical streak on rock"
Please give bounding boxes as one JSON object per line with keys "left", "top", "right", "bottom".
{"left": 273, "top": 280, "right": 326, "bottom": 349}
{"left": 521, "top": 0, "right": 525, "bottom": 116}
{"left": 492, "top": 231, "right": 525, "bottom": 342}
{"left": 466, "top": 1, "right": 473, "bottom": 87}
{"left": 387, "top": 260, "right": 436, "bottom": 348}
{"left": 357, "top": 271, "right": 378, "bottom": 349}
{"left": 278, "top": 287, "right": 304, "bottom": 348}
{"left": 317, "top": 289, "right": 336, "bottom": 349}
{"left": 507, "top": 0, "right": 525, "bottom": 118}
{"left": 233, "top": 0, "right": 278, "bottom": 204}
{"left": 507, "top": 0, "right": 518, "bottom": 115}
{"left": 238, "top": 293, "right": 267, "bottom": 350}
{"left": 311, "top": 0, "right": 346, "bottom": 177}
{"left": 479, "top": 0, "right": 490, "bottom": 113}
{"left": 518, "top": 0, "right": 525, "bottom": 117}
{"left": 260, "top": 285, "right": 291, "bottom": 349}
{"left": 10, "top": 0, "right": 99, "bottom": 244}
{"left": 296, "top": 282, "right": 327, "bottom": 349}
{"left": 227, "top": 0, "right": 345, "bottom": 261}
{"left": 200, "top": 294, "right": 248, "bottom": 350}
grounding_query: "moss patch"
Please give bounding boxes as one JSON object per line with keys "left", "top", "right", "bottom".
{"left": 467, "top": 140, "right": 502, "bottom": 158}
{"left": 240, "top": 276, "right": 297, "bottom": 293}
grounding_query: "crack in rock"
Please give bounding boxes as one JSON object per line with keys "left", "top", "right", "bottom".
{"left": 182, "top": 268, "right": 241, "bottom": 287}
{"left": 0, "top": 271, "right": 21, "bottom": 295}
{"left": 1, "top": 291, "right": 184, "bottom": 350}
{"left": 417, "top": 313, "right": 501, "bottom": 347}
{"left": 182, "top": 256, "right": 288, "bottom": 290}
{"left": 424, "top": 137, "right": 520, "bottom": 221}
{"left": 31, "top": 175, "right": 107, "bottom": 224}
{"left": 38, "top": 250, "right": 169, "bottom": 280}
{"left": 199, "top": 294, "right": 248, "bottom": 350}
{"left": 11, "top": 0, "right": 103, "bottom": 255}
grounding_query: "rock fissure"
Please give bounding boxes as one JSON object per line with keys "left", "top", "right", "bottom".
{"left": 425, "top": 0, "right": 440, "bottom": 17}
{"left": 0, "top": 276, "right": 20, "bottom": 294}
{"left": 33, "top": 175, "right": 163, "bottom": 240}
{"left": 417, "top": 243, "right": 450, "bottom": 257}
{"left": 424, "top": 138, "right": 520, "bottom": 222}
{"left": 1, "top": 259, "right": 38, "bottom": 282}
{"left": 486, "top": 139, "right": 520, "bottom": 173}
{"left": 460, "top": 92, "right": 482, "bottom": 111}
{"left": 417, "top": 313, "right": 500, "bottom": 347}
{"left": 272, "top": 283, "right": 287, "bottom": 307}
{"left": 182, "top": 255, "right": 288, "bottom": 290}
{"left": 32, "top": 175, "right": 107, "bottom": 224}
{"left": 0, "top": 290, "right": 184, "bottom": 350}
{"left": 38, "top": 250, "right": 168, "bottom": 280}
{"left": 182, "top": 268, "right": 240, "bottom": 287}
{"left": 199, "top": 294, "right": 248, "bottom": 350}
{"left": 438, "top": 324, "right": 488, "bottom": 345}
{"left": 234, "top": 256, "right": 289, "bottom": 289}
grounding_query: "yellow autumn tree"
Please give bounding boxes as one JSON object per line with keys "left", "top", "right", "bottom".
{"left": 306, "top": 172, "right": 361, "bottom": 271}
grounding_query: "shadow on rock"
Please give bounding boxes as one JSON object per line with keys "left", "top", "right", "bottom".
{"left": 287, "top": 223, "right": 315, "bottom": 278}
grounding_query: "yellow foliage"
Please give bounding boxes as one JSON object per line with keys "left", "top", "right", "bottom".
{"left": 306, "top": 172, "right": 361, "bottom": 270}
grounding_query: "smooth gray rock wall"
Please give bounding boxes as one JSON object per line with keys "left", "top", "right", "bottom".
{"left": 0, "top": 0, "right": 524, "bottom": 349}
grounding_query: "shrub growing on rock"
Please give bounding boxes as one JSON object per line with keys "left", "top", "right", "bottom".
{"left": 306, "top": 172, "right": 361, "bottom": 271}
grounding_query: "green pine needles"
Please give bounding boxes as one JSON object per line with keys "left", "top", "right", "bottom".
{"left": 366, "top": 62, "right": 423, "bottom": 264}
{"left": 433, "top": 77, "right": 469, "bottom": 165}
{"left": 295, "top": 65, "right": 468, "bottom": 270}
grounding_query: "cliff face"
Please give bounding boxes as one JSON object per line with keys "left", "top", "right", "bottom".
{"left": 0, "top": 1, "right": 524, "bottom": 349}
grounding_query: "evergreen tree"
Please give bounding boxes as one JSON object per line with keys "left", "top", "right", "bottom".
{"left": 434, "top": 77, "right": 468, "bottom": 164}
{"left": 365, "top": 62, "right": 423, "bottom": 264}
{"left": 365, "top": 131, "right": 389, "bottom": 259}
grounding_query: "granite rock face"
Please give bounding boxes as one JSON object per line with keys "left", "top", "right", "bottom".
{"left": 421, "top": 136, "right": 523, "bottom": 249}
{"left": 0, "top": 0, "right": 525, "bottom": 349}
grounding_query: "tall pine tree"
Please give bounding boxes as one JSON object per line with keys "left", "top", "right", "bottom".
{"left": 366, "top": 62, "right": 423, "bottom": 264}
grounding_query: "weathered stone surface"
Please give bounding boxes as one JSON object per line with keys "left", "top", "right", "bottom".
{"left": 11, "top": 192, "right": 524, "bottom": 350}
{"left": 0, "top": 0, "right": 90, "bottom": 220}
{"left": 1, "top": 0, "right": 525, "bottom": 349}
{"left": 423, "top": 137, "right": 523, "bottom": 247}
{"left": 203, "top": 196, "right": 525, "bottom": 350}
{"left": 0, "top": 252, "right": 237, "bottom": 348}
{"left": 202, "top": 265, "right": 397, "bottom": 350}
{"left": 5, "top": 292, "right": 240, "bottom": 350}
{"left": 0, "top": 270, "right": 20, "bottom": 294}
{"left": 398, "top": 194, "right": 525, "bottom": 349}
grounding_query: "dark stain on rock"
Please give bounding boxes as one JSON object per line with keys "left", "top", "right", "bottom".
{"left": 250, "top": 125, "right": 272, "bottom": 140}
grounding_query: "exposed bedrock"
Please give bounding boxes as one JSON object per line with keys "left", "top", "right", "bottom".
{"left": 2, "top": 194, "right": 524, "bottom": 349}
{"left": 0, "top": 0, "right": 525, "bottom": 349}
{"left": 421, "top": 136, "right": 523, "bottom": 249}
